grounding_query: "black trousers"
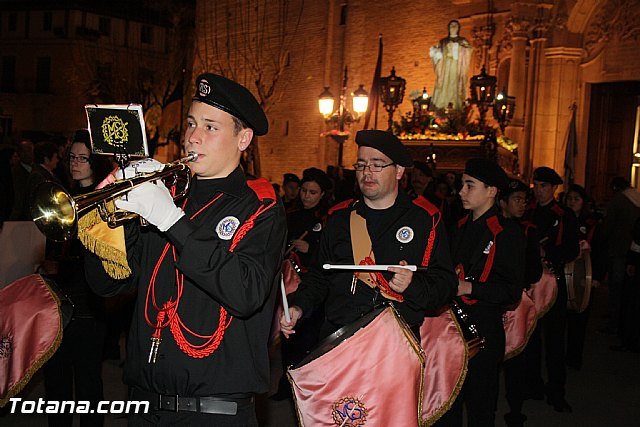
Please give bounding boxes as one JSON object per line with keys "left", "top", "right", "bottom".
{"left": 128, "top": 405, "right": 258, "bottom": 427}
{"left": 43, "top": 317, "right": 105, "bottom": 427}
{"left": 526, "top": 274, "right": 568, "bottom": 401}
{"left": 435, "top": 312, "right": 505, "bottom": 427}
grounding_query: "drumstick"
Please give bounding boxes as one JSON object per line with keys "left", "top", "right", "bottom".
{"left": 285, "top": 231, "right": 309, "bottom": 256}
{"left": 280, "top": 275, "right": 291, "bottom": 322}
{"left": 323, "top": 264, "right": 425, "bottom": 272}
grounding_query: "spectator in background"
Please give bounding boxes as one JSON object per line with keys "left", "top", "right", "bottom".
{"left": 410, "top": 160, "right": 433, "bottom": 197}
{"left": 43, "top": 129, "right": 111, "bottom": 427}
{"left": 282, "top": 172, "right": 301, "bottom": 212}
{"left": 0, "top": 145, "right": 19, "bottom": 224}
{"left": 602, "top": 177, "right": 640, "bottom": 335}
{"left": 10, "top": 139, "right": 34, "bottom": 220}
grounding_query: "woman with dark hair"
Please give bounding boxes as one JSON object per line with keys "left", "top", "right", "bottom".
{"left": 42, "top": 129, "right": 111, "bottom": 427}
{"left": 563, "top": 184, "right": 604, "bottom": 370}
{"left": 271, "top": 167, "right": 332, "bottom": 401}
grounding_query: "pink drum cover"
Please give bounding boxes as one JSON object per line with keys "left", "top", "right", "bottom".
{"left": 527, "top": 271, "right": 558, "bottom": 319}
{"left": 288, "top": 307, "right": 424, "bottom": 427}
{"left": 0, "top": 274, "right": 62, "bottom": 407}
{"left": 503, "top": 290, "right": 538, "bottom": 360}
{"left": 420, "top": 309, "right": 468, "bottom": 426}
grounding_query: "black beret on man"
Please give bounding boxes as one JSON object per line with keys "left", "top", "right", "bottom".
{"left": 355, "top": 129, "right": 413, "bottom": 167}
{"left": 283, "top": 173, "right": 300, "bottom": 185}
{"left": 464, "top": 158, "right": 509, "bottom": 190}
{"left": 532, "top": 166, "right": 563, "bottom": 185}
{"left": 193, "top": 73, "right": 269, "bottom": 136}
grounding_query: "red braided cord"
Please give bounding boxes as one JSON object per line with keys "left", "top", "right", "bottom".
{"left": 360, "top": 256, "right": 404, "bottom": 302}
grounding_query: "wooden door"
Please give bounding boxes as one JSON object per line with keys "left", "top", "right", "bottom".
{"left": 585, "top": 82, "right": 640, "bottom": 204}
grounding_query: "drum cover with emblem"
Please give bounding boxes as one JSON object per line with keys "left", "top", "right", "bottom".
{"left": 287, "top": 306, "right": 424, "bottom": 427}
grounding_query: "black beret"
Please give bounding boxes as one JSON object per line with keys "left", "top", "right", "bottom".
{"left": 464, "top": 158, "right": 509, "bottom": 190}
{"left": 532, "top": 167, "right": 563, "bottom": 185}
{"left": 412, "top": 160, "right": 433, "bottom": 177}
{"left": 355, "top": 130, "right": 413, "bottom": 167}
{"left": 500, "top": 179, "right": 528, "bottom": 201}
{"left": 283, "top": 173, "right": 300, "bottom": 185}
{"left": 193, "top": 73, "right": 268, "bottom": 136}
{"left": 72, "top": 129, "right": 91, "bottom": 145}
{"left": 302, "top": 167, "right": 332, "bottom": 192}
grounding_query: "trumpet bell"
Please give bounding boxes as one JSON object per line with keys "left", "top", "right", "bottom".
{"left": 30, "top": 181, "right": 78, "bottom": 242}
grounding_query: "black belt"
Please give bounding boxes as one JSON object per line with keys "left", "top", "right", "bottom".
{"left": 131, "top": 388, "right": 254, "bottom": 415}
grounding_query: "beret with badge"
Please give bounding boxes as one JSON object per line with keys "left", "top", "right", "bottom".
{"left": 464, "top": 158, "right": 509, "bottom": 191}
{"left": 193, "top": 73, "right": 268, "bottom": 136}
{"left": 532, "top": 166, "right": 563, "bottom": 185}
{"left": 355, "top": 130, "right": 413, "bottom": 167}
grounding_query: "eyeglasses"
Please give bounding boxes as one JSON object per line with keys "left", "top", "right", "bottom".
{"left": 352, "top": 162, "right": 396, "bottom": 172}
{"left": 68, "top": 154, "right": 90, "bottom": 164}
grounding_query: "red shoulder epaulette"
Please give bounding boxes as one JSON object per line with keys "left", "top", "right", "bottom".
{"left": 412, "top": 195, "right": 440, "bottom": 217}
{"left": 457, "top": 214, "right": 469, "bottom": 228}
{"left": 246, "top": 178, "right": 276, "bottom": 202}
{"left": 328, "top": 198, "right": 355, "bottom": 215}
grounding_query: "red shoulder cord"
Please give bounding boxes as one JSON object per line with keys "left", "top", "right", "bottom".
{"left": 145, "top": 190, "right": 276, "bottom": 359}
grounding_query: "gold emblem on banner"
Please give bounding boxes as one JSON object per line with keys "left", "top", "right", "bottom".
{"left": 101, "top": 115, "right": 129, "bottom": 148}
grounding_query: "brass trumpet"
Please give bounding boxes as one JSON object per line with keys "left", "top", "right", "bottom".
{"left": 30, "top": 153, "right": 198, "bottom": 242}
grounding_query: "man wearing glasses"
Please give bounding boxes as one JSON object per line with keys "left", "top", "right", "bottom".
{"left": 281, "top": 129, "right": 456, "bottom": 342}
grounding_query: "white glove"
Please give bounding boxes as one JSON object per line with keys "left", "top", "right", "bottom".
{"left": 115, "top": 181, "right": 184, "bottom": 231}
{"left": 115, "top": 158, "right": 165, "bottom": 179}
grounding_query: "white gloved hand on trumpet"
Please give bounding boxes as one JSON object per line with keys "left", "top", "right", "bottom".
{"left": 114, "top": 181, "right": 185, "bottom": 232}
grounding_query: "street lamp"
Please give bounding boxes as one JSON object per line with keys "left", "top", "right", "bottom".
{"left": 379, "top": 66, "right": 406, "bottom": 132}
{"left": 494, "top": 88, "right": 516, "bottom": 132}
{"left": 318, "top": 66, "right": 368, "bottom": 166}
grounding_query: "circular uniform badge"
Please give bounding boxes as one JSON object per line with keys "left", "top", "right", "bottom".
{"left": 312, "top": 222, "right": 322, "bottom": 232}
{"left": 216, "top": 216, "right": 240, "bottom": 240}
{"left": 396, "top": 226, "right": 414, "bottom": 243}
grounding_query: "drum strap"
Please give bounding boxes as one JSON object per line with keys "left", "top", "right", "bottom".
{"left": 349, "top": 211, "right": 403, "bottom": 302}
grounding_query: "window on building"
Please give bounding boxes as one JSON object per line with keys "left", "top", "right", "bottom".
{"left": 0, "top": 117, "right": 13, "bottom": 139}
{"left": 99, "top": 16, "right": 111, "bottom": 36}
{"left": 36, "top": 57, "right": 51, "bottom": 93}
{"left": 8, "top": 13, "right": 17, "bottom": 31}
{"left": 340, "top": 4, "right": 347, "bottom": 25}
{"left": 1, "top": 56, "right": 16, "bottom": 92}
{"left": 141, "top": 25, "right": 153, "bottom": 44}
{"left": 43, "top": 12, "right": 52, "bottom": 31}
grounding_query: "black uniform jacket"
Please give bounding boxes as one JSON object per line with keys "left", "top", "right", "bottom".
{"left": 290, "top": 190, "right": 457, "bottom": 332}
{"left": 525, "top": 199, "right": 579, "bottom": 268}
{"left": 450, "top": 206, "right": 525, "bottom": 316}
{"left": 286, "top": 205, "right": 326, "bottom": 272}
{"left": 85, "top": 167, "right": 287, "bottom": 397}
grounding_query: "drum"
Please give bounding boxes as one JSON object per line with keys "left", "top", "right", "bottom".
{"left": 1, "top": 274, "right": 64, "bottom": 407}
{"left": 419, "top": 307, "right": 469, "bottom": 426}
{"left": 503, "top": 290, "right": 537, "bottom": 360}
{"left": 565, "top": 248, "right": 593, "bottom": 313}
{"left": 287, "top": 306, "right": 424, "bottom": 427}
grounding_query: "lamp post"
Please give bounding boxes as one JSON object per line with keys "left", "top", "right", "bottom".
{"left": 469, "top": 66, "right": 498, "bottom": 160}
{"left": 494, "top": 87, "right": 516, "bottom": 132}
{"left": 380, "top": 66, "right": 406, "bottom": 132}
{"left": 318, "top": 66, "right": 368, "bottom": 167}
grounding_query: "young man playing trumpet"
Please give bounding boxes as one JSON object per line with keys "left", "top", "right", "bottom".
{"left": 84, "top": 73, "right": 287, "bottom": 426}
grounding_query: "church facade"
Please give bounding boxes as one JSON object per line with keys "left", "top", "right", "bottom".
{"left": 194, "top": 0, "right": 640, "bottom": 202}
